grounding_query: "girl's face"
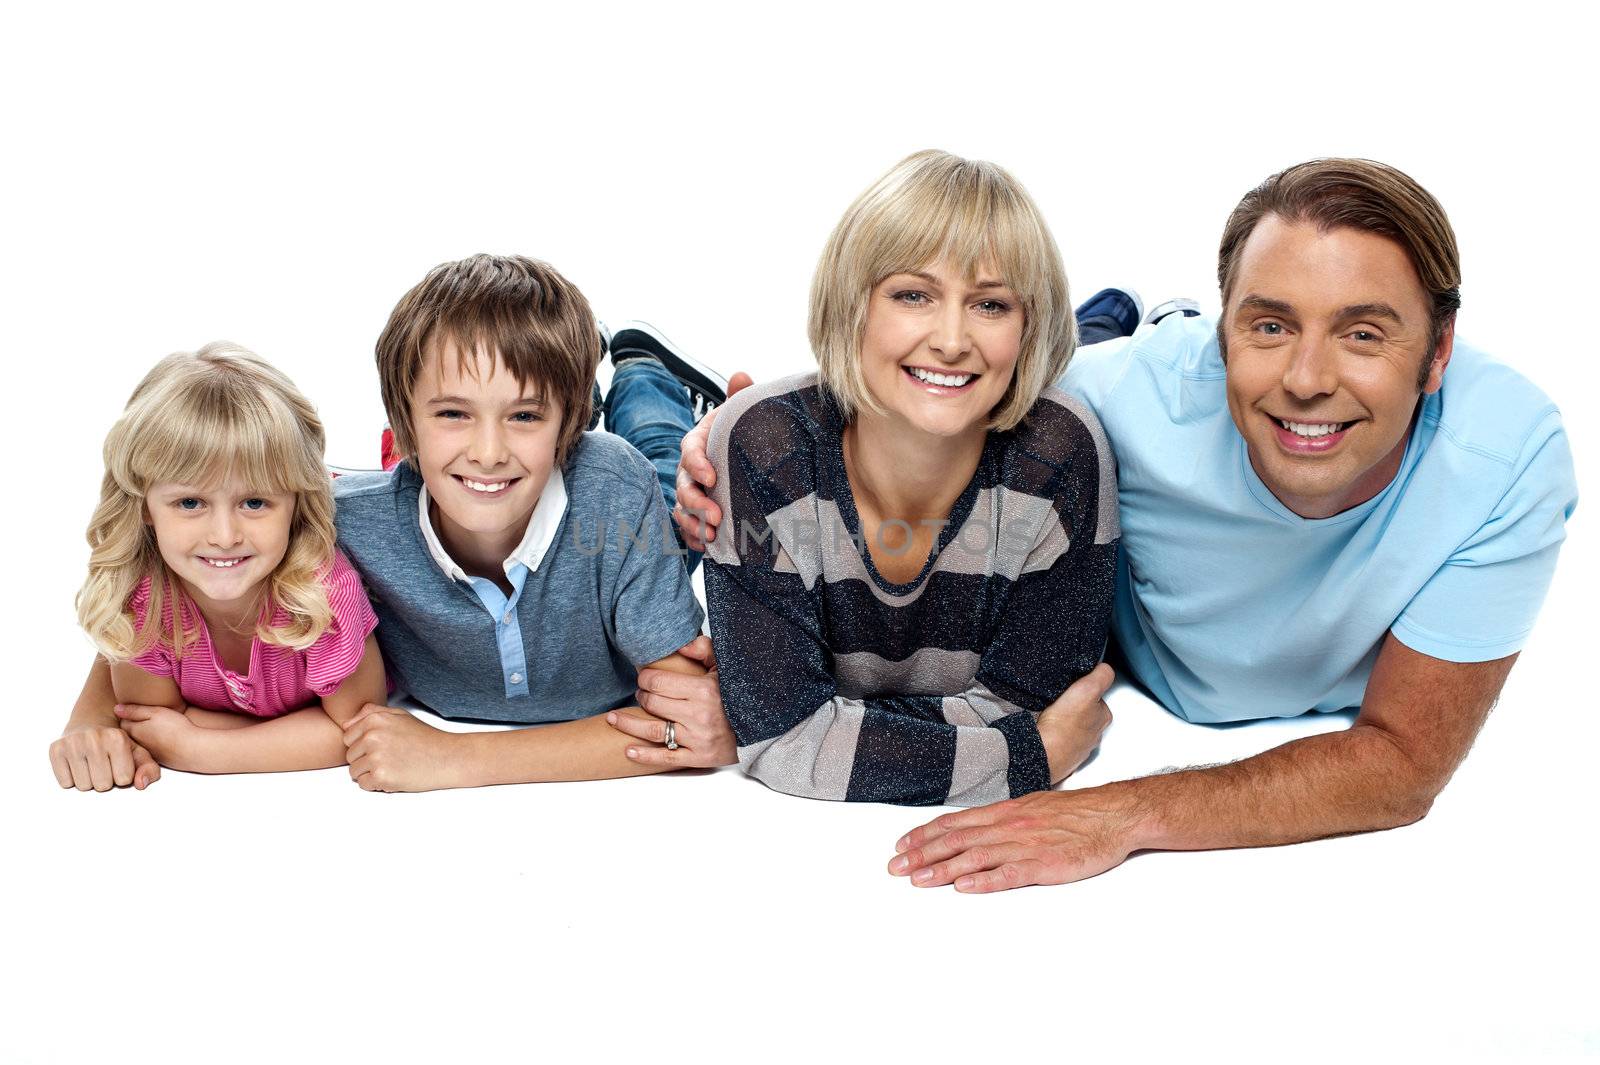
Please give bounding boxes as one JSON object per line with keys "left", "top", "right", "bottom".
{"left": 144, "top": 477, "right": 296, "bottom": 609}
{"left": 858, "top": 257, "right": 1025, "bottom": 441}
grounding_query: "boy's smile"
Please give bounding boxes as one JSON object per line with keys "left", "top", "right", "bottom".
{"left": 410, "top": 336, "right": 564, "bottom": 578}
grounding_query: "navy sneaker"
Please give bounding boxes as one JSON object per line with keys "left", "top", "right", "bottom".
{"left": 609, "top": 321, "right": 729, "bottom": 419}
{"left": 1075, "top": 287, "right": 1144, "bottom": 341}
{"left": 1143, "top": 297, "right": 1203, "bottom": 326}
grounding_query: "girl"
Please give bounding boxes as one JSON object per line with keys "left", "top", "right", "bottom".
{"left": 50, "top": 342, "right": 384, "bottom": 789}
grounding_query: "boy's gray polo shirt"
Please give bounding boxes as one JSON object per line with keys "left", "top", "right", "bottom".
{"left": 333, "top": 431, "right": 704, "bottom": 723}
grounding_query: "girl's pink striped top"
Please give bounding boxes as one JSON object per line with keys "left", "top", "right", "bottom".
{"left": 127, "top": 551, "right": 378, "bottom": 717}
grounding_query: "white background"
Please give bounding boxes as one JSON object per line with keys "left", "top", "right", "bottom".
{"left": 4, "top": 2, "right": 1596, "bottom": 1062}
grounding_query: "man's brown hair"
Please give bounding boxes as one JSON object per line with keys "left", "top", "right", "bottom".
{"left": 1216, "top": 158, "right": 1461, "bottom": 384}
{"left": 376, "top": 254, "right": 600, "bottom": 466}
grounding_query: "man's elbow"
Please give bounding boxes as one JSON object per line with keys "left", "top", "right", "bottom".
{"left": 1383, "top": 787, "right": 1436, "bottom": 830}
{"left": 1363, "top": 726, "right": 1447, "bottom": 829}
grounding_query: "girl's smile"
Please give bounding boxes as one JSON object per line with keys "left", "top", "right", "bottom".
{"left": 145, "top": 480, "right": 294, "bottom": 614}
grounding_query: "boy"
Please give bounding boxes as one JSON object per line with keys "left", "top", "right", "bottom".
{"left": 334, "top": 254, "right": 734, "bottom": 790}
{"left": 54, "top": 254, "right": 736, "bottom": 791}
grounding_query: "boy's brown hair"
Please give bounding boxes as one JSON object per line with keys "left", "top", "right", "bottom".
{"left": 376, "top": 254, "right": 600, "bottom": 467}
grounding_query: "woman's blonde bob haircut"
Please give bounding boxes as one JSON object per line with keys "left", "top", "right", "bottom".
{"left": 808, "top": 149, "right": 1076, "bottom": 431}
{"left": 77, "top": 343, "right": 338, "bottom": 662}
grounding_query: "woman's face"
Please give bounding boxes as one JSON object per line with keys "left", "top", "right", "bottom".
{"left": 858, "top": 258, "right": 1024, "bottom": 440}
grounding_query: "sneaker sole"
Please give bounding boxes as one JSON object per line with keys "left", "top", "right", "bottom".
{"left": 609, "top": 320, "right": 728, "bottom": 405}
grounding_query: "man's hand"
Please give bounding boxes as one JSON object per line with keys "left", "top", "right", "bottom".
{"left": 114, "top": 703, "right": 204, "bottom": 773}
{"left": 887, "top": 788, "right": 1144, "bottom": 893}
{"left": 1037, "top": 664, "right": 1114, "bottom": 783}
{"left": 342, "top": 704, "right": 468, "bottom": 793}
{"left": 672, "top": 371, "right": 751, "bottom": 551}
{"left": 49, "top": 722, "right": 160, "bottom": 792}
{"left": 607, "top": 636, "right": 736, "bottom": 768}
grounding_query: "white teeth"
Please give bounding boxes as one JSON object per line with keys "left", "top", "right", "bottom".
{"left": 462, "top": 478, "right": 511, "bottom": 494}
{"left": 1279, "top": 419, "right": 1346, "bottom": 438}
{"left": 201, "top": 557, "right": 244, "bottom": 568}
{"left": 908, "top": 367, "right": 974, "bottom": 387}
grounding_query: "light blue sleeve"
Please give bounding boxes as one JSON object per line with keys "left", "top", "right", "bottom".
{"left": 1391, "top": 416, "right": 1578, "bottom": 662}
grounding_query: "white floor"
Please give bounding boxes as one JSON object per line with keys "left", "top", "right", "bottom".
{"left": 6, "top": 3, "right": 1597, "bottom": 1062}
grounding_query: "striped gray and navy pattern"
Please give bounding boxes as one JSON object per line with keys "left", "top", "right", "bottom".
{"left": 704, "top": 373, "right": 1119, "bottom": 806}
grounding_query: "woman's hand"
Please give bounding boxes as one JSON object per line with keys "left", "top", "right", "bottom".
{"left": 672, "top": 372, "right": 751, "bottom": 551}
{"left": 608, "top": 636, "right": 736, "bottom": 768}
{"left": 49, "top": 723, "right": 160, "bottom": 791}
{"left": 114, "top": 703, "right": 204, "bottom": 773}
{"left": 1036, "top": 664, "right": 1115, "bottom": 784}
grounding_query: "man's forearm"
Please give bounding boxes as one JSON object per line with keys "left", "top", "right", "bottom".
{"left": 458, "top": 709, "right": 671, "bottom": 786}
{"left": 1104, "top": 723, "right": 1440, "bottom": 853}
{"left": 184, "top": 708, "right": 348, "bottom": 774}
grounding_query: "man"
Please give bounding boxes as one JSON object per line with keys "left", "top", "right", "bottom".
{"left": 675, "top": 158, "right": 1578, "bottom": 891}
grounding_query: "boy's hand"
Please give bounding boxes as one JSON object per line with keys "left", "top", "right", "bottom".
{"left": 608, "top": 637, "right": 736, "bottom": 768}
{"left": 50, "top": 723, "right": 160, "bottom": 792}
{"left": 342, "top": 704, "right": 468, "bottom": 792}
{"left": 114, "top": 703, "right": 203, "bottom": 773}
{"left": 672, "top": 371, "right": 751, "bottom": 551}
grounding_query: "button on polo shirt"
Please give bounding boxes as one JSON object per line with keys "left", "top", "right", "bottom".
{"left": 416, "top": 472, "right": 568, "bottom": 699}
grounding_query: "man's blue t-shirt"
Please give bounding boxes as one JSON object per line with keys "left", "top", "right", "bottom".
{"left": 333, "top": 431, "right": 705, "bottom": 724}
{"left": 1062, "top": 314, "right": 1577, "bottom": 724}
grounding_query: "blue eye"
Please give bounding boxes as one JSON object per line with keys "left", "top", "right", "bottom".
{"left": 976, "top": 299, "right": 1010, "bottom": 316}
{"left": 1258, "top": 322, "right": 1284, "bottom": 335}
{"left": 176, "top": 498, "right": 203, "bottom": 511}
{"left": 242, "top": 498, "right": 269, "bottom": 511}
{"left": 510, "top": 411, "right": 543, "bottom": 424}
{"left": 892, "top": 290, "right": 930, "bottom": 305}
{"left": 436, "top": 409, "right": 466, "bottom": 420}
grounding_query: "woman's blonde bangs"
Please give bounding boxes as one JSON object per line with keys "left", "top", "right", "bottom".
{"left": 810, "top": 150, "right": 1075, "bottom": 431}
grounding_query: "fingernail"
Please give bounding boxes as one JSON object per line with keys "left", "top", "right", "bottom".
{"left": 606, "top": 713, "right": 617, "bottom": 724}
{"left": 895, "top": 835, "right": 909, "bottom": 853}
{"left": 889, "top": 856, "right": 908, "bottom": 875}
{"left": 955, "top": 876, "right": 975, "bottom": 891}
{"left": 625, "top": 748, "right": 638, "bottom": 759}
{"left": 911, "top": 868, "right": 933, "bottom": 885}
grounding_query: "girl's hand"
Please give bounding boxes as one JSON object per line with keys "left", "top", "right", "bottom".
{"left": 1036, "top": 664, "right": 1115, "bottom": 784}
{"left": 609, "top": 637, "right": 737, "bottom": 768}
{"left": 49, "top": 724, "right": 160, "bottom": 792}
{"left": 342, "top": 704, "right": 467, "bottom": 792}
{"left": 114, "top": 703, "right": 204, "bottom": 772}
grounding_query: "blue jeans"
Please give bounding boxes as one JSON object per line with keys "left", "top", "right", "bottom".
{"left": 598, "top": 360, "right": 700, "bottom": 573}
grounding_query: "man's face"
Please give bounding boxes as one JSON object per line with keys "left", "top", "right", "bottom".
{"left": 408, "top": 336, "right": 563, "bottom": 557}
{"left": 1222, "top": 215, "right": 1453, "bottom": 519}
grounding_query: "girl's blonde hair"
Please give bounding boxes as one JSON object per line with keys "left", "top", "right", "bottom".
{"left": 77, "top": 343, "right": 338, "bottom": 661}
{"left": 808, "top": 149, "right": 1076, "bottom": 432}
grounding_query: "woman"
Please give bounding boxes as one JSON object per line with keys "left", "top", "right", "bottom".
{"left": 694, "top": 150, "right": 1122, "bottom": 806}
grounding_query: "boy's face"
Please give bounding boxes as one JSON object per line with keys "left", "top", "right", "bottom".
{"left": 409, "top": 336, "right": 564, "bottom": 553}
